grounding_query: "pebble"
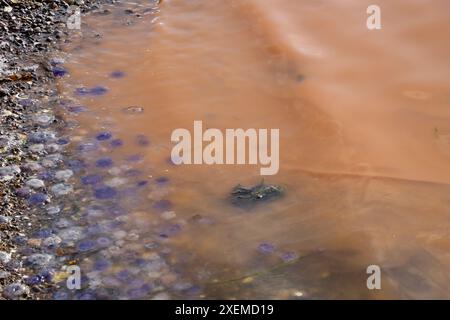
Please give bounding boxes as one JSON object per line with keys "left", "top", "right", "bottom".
{"left": 0, "top": 215, "right": 12, "bottom": 225}
{"left": 2, "top": 283, "right": 29, "bottom": 299}
{"left": 42, "top": 235, "right": 62, "bottom": 248}
{"left": 46, "top": 143, "right": 60, "bottom": 153}
{"left": 0, "top": 270, "right": 11, "bottom": 279}
{"left": 58, "top": 226, "right": 84, "bottom": 242}
{"left": 55, "top": 169, "right": 73, "bottom": 181}
{"left": 29, "top": 143, "right": 45, "bottom": 153}
{"left": 25, "top": 253, "right": 53, "bottom": 269}
{"left": 161, "top": 211, "right": 176, "bottom": 220}
{"left": 47, "top": 206, "right": 61, "bottom": 215}
{"left": 34, "top": 113, "right": 54, "bottom": 126}
{"left": 0, "top": 165, "right": 21, "bottom": 181}
{"left": 151, "top": 292, "right": 170, "bottom": 300}
{"left": 42, "top": 154, "right": 62, "bottom": 168}
{"left": 122, "top": 106, "right": 144, "bottom": 114}
{"left": 26, "top": 178, "right": 45, "bottom": 189}
{"left": 0, "top": 251, "right": 12, "bottom": 265}
{"left": 51, "top": 183, "right": 73, "bottom": 196}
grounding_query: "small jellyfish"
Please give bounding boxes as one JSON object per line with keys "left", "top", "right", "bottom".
{"left": 90, "top": 86, "right": 108, "bottom": 96}
{"left": 258, "top": 243, "right": 276, "bottom": 254}
{"left": 68, "top": 159, "right": 87, "bottom": 171}
{"left": 155, "top": 177, "right": 169, "bottom": 184}
{"left": 110, "top": 71, "right": 125, "bottom": 78}
{"left": 153, "top": 199, "right": 172, "bottom": 211}
{"left": 116, "top": 270, "right": 132, "bottom": 281}
{"left": 52, "top": 66, "right": 67, "bottom": 77}
{"left": 124, "top": 169, "right": 141, "bottom": 177}
{"left": 136, "top": 134, "right": 150, "bottom": 146}
{"left": 94, "top": 186, "right": 117, "bottom": 199}
{"left": 77, "top": 240, "right": 95, "bottom": 252}
{"left": 93, "top": 259, "right": 111, "bottom": 271}
{"left": 126, "top": 154, "right": 142, "bottom": 162}
{"left": 28, "top": 193, "right": 48, "bottom": 205}
{"left": 54, "top": 291, "right": 70, "bottom": 300}
{"left": 96, "top": 131, "right": 112, "bottom": 141}
{"left": 74, "top": 87, "right": 91, "bottom": 96}
{"left": 280, "top": 251, "right": 298, "bottom": 262}
{"left": 96, "top": 157, "right": 114, "bottom": 168}
{"left": 137, "top": 180, "right": 148, "bottom": 187}
{"left": 111, "top": 139, "right": 124, "bottom": 148}
{"left": 67, "top": 105, "right": 87, "bottom": 113}
{"left": 159, "top": 224, "right": 182, "bottom": 238}
{"left": 56, "top": 137, "right": 70, "bottom": 145}
{"left": 81, "top": 174, "right": 102, "bottom": 185}
{"left": 96, "top": 237, "right": 112, "bottom": 248}
{"left": 33, "top": 228, "right": 53, "bottom": 238}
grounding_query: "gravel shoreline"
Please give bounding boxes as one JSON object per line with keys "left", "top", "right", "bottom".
{"left": 0, "top": 0, "right": 112, "bottom": 300}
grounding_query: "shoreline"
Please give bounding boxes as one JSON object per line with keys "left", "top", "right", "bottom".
{"left": 0, "top": 0, "right": 110, "bottom": 300}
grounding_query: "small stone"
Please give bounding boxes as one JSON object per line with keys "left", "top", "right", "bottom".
{"left": 34, "top": 113, "right": 54, "bottom": 126}
{"left": 46, "top": 143, "right": 60, "bottom": 153}
{"left": 43, "top": 235, "right": 62, "bottom": 248}
{"left": 55, "top": 169, "right": 73, "bottom": 181}
{"left": 2, "top": 283, "right": 29, "bottom": 299}
{"left": 25, "top": 253, "right": 53, "bottom": 269}
{"left": 0, "top": 251, "right": 12, "bottom": 264}
{"left": 122, "top": 106, "right": 144, "bottom": 114}
{"left": 0, "top": 270, "right": 11, "bottom": 279}
{"left": 0, "top": 165, "right": 21, "bottom": 181}
{"left": 151, "top": 292, "right": 170, "bottom": 300}
{"left": 26, "top": 178, "right": 45, "bottom": 189}
{"left": 161, "top": 211, "right": 176, "bottom": 220}
{"left": 29, "top": 143, "right": 45, "bottom": 153}
{"left": 0, "top": 215, "right": 12, "bottom": 225}
{"left": 58, "top": 227, "right": 84, "bottom": 243}
{"left": 51, "top": 183, "right": 73, "bottom": 196}
{"left": 47, "top": 206, "right": 61, "bottom": 215}
{"left": 15, "top": 187, "right": 31, "bottom": 198}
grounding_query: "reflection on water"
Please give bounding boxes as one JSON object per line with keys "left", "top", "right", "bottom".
{"left": 52, "top": 0, "right": 450, "bottom": 299}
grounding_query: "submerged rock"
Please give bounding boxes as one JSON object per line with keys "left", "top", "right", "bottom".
{"left": 230, "top": 182, "right": 284, "bottom": 208}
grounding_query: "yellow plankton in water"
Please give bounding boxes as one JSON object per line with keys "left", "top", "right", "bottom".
{"left": 242, "top": 277, "right": 254, "bottom": 284}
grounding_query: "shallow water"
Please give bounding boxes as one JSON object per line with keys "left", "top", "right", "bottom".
{"left": 53, "top": 0, "right": 450, "bottom": 299}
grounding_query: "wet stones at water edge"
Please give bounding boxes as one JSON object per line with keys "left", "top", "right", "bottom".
{"left": 230, "top": 182, "right": 284, "bottom": 209}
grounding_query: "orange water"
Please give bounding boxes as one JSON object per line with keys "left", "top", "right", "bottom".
{"left": 58, "top": 0, "right": 450, "bottom": 298}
